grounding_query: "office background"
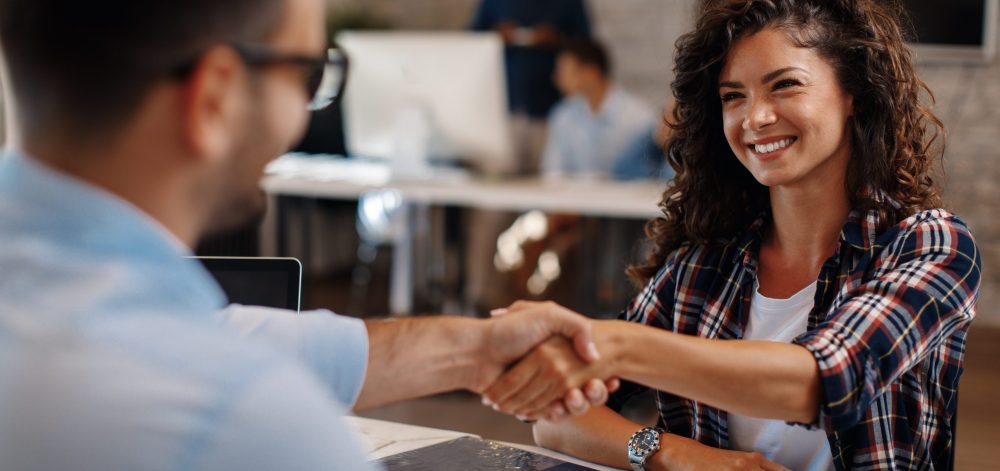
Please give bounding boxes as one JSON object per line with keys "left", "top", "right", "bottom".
{"left": 2, "top": 2, "right": 997, "bottom": 324}
{"left": 325, "top": 0, "right": 1000, "bottom": 327}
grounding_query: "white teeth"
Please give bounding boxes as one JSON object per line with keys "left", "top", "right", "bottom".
{"left": 753, "top": 138, "right": 794, "bottom": 154}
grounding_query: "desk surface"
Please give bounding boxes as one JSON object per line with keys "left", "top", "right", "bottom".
{"left": 346, "top": 416, "right": 619, "bottom": 470}
{"left": 262, "top": 155, "right": 666, "bottom": 220}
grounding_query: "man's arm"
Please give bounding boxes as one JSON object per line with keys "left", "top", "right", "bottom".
{"left": 217, "top": 303, "right": 611, "bottom": 419}
{"left": 353, "top": 317, "right": 486, "bottom": 410}
{"left": 354, "top": 304, "right": 602, "bottom": 411}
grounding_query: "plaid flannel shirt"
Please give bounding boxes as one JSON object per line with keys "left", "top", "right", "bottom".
{"left": 608, "top": 206, "right": 981, "bottom": 470}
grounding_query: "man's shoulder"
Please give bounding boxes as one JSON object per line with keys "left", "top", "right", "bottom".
{"left": 0, "top": 309, "right": 358, "bottom": 469}
{"left": 549, "top": 96, "right": 587, "bottom": 123}
{"left": 609, "top": 87, "right": 655, "bottom": 120}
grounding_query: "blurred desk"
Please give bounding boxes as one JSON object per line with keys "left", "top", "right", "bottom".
{"left": 261, "top": 154, "right": 664, "bottom": 217}
{"left": 346, "top": 416, "right": 618, "bottom": 470}
{"left": 259, "top": 154, "right": 665, "bottom": 313}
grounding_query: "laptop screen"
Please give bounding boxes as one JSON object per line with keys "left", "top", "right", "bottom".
{"left": 194, "top": 257, "right": 302, "bottom": 312}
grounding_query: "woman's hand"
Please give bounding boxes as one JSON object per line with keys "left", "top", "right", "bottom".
{"left": 483, "top": 301, "right": 620, "bottom": 421}
{"left": 656, "top": 435, "right": 790, "bottom": 471}
{"left": 482, "top": 335, "right": 619, "bottom": 421}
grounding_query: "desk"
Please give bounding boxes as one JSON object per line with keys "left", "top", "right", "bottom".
{"left": 260, "top": 155, "right": 666, "bottom": 313}
{"left": 346, "top": 416, "right": 619, "bottom": 470}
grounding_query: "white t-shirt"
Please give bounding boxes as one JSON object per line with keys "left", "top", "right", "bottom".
{"left": 727, "top": 280, "right": 834, "bottom": 471}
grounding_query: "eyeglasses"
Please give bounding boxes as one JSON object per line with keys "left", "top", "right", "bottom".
{"left": 233, "top": 44, "right": 348, "bottom": 111}
{"left": 173, "top": 44, "right": 349, "bottom": 111}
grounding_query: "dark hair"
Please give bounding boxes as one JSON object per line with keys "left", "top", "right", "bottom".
{"left": 628, "top": 0, "right": 945, "bottom": 284}
{"left": 560, "top": 38, "right": 612, "bottom": 77}
{"left": 0, "top": 0, "right": 285, "bottom": 142}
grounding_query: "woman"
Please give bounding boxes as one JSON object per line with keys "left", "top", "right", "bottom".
{"left": 482, "top": 0, "right": 981, "bottom": 469}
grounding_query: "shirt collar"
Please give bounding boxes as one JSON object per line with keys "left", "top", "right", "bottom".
{"left": 568, "top": 86, "right": 624, "bottom": 121}
{"left": 839, "top": 190, "right": 899, "bottom": 252}
{"left": 593, "top": 86, "right": 624, "bottom": 121}
{"left": 731, "top": 191, "right": 897, "bottom": 265}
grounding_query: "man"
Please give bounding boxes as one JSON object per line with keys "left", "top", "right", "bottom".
{"left": 0, "top": 0, "right": 611, "bottom": 469}
{"left": 542, "top": 39, "right": 660, "bottom": 180}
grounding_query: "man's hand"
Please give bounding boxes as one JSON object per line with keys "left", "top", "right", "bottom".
{"left": 483, "top": 336, "right": 619, "bottom": 421}
{"left": 476, "top": 301, "right": 620, "bottom": 421}
{"left": 478, "top": 301, "right": 600, "bottom": 388}
{"left": 531, "top": 24, "right": 559, "bottom": 48}
{"left": 496, "top": 21, "right": 518, "bottom": 44}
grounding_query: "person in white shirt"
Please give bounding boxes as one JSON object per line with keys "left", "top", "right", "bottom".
{"left": 0, "top": 0, "right": 617, "bottom": 469}
{"left": 542, "top": 39, "right": 658, "bottom": 180}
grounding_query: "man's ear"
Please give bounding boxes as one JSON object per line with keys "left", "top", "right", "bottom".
{"left": 180, "top": 46, "right": 246, "bottom": 163}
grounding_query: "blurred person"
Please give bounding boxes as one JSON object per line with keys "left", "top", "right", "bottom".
{"left": 471, "top": 0, "right": 591, "bottom": 173}
{"left": 611, "top": 113, "right": 675, "bottom": 181}
{"left": 482, "top": 0, "right": 982, "bottom": 470}
{"left": 0, "top": 0, "right": 617, "bottom": 469}
{"left": 503, "top": 39, "right": 663, "bottom": 308}
{"left": 542, "top": 39, "right": 657, "bottom": 180}
{"left": 464, "top": 1, "right": 592, "bottom": 314}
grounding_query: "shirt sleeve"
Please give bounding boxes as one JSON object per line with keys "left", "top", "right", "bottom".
{"left": 611, "top": 124, "right": 658, "bottom": 180}
{"left": 791, "top": 213, "right": 981, "bottom": 432}
{"left": 214, "top": 306, "right": 369, "bottom": 408}
{"left": 541, "top": 103, "right": 573, "bottom": 178}
{"left": 197, "top": 362, "right": 376, "bottom": 471}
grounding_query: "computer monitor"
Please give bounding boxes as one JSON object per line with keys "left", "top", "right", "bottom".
{"left": 194, "top": 257, "right": 302, "bottom": 312}
{"left": 904, "top": 0, "right": 998, "bottom": 63}
{"left": 337, "top": 31, "right": 516, "bottom": 176}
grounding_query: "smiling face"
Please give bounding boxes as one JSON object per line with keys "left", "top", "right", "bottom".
{"left": 719, "top": 27, "right": 854, "bottom": 189}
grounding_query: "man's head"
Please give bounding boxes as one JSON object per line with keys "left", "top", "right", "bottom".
{"left": 0, "top": 0, "right": 327, "bottom": 242}
{"left": 553, "top": 39, "right": 611, "bottom": 97}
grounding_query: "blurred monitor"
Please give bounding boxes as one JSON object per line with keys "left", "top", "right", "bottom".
{"left": 904, "top": 0, "right": 998, "bottom": 63}
{"left": 337, "top": 31, "right": 516, "bottom": 176}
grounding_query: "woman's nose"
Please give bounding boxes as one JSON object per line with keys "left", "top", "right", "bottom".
{"left": 742, "top": 97, "right": 777, "bottom": 132}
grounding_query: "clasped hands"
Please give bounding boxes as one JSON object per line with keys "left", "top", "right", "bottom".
{"left": 476, "top": 301, "right": 619, "bottom": 423}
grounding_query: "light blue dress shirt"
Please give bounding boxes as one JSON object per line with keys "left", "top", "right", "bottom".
{"left": 541, "top": 87, "right": 656, "bottom": 179}
{"left": 0, "top": 152, "right": 375, "bottom": 470}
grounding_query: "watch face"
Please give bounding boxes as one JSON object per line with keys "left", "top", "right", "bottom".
{"left": 629, "top": 429, "right": 661, "bottom": 456}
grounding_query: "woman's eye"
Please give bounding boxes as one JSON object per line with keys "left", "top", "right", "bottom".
{"left": 720, "top": 92, "right": 742, "bottom": 103}
{"left": 773, "top": 79, "right": 800, "bottom": 90}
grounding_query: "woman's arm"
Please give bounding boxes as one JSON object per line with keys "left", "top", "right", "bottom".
{"left": 598, "top": 320, "right": 821, "bottom": 423}
{"left": 534, "top": 406, "right": 789, "bottom": 471}
{"left": 533, "top": 406, "right": 642, "bottom": 469}
{"left": 484, "top": 304, "right": 820, "bottom": 424}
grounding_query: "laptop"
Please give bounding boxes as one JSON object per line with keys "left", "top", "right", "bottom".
{"left": 194, "top": 257, "right": 302, "bottom": 312}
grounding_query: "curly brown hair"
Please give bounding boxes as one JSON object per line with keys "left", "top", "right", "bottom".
{"left": 628, "top": 0, "right": 945, "bottom": 285}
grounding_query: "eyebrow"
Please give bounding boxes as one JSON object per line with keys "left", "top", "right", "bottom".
{"left": 719, "top": 67, "right": 808, "bottom": 89}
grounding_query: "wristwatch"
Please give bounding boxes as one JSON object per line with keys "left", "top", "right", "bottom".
{"left": 627, "top": 427, "right": 665, "bottom": 471}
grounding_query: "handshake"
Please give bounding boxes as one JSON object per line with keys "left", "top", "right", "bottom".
{"left": 473, "top": 301, "right": 619, "bottom": 423}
